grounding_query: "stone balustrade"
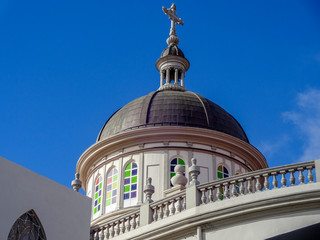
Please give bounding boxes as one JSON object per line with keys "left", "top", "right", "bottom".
{"left": 198, "top": 161, "right": 315, "bottom": 204}
{"left": 150, "top": 191, "right": 186, "bottom": 221}
{"left": 89, "top": 160, "right": 319, "bottom": 239}
{"left": 90, "top": 210, "right": 140, "bottom": 239}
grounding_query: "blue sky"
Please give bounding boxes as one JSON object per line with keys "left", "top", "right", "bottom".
{"left": 1, "top": 0, "right": 320, "bottom": 188}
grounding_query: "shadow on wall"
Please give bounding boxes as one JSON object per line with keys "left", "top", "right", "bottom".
{"left": 267, "top": 222, "right": 320, "bottom": 240}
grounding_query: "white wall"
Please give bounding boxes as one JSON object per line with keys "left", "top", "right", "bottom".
{"left": 0, "top": 156, "right": 91, "bottom": 240}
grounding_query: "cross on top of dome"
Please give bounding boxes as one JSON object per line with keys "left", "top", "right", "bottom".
{"left": 162, "top": 3, "right": 184, "bottom": 46}
{"left": 156, "top": 3, "right": 190, "bottom": 91}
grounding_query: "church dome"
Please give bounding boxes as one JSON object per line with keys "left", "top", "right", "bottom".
{"left": 97, "top": 89, "right": 249, "bottom": 143}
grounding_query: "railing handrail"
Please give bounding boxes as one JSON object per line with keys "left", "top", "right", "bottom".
{"left": 198, "top": 160, "right": 315, "bottom": 190}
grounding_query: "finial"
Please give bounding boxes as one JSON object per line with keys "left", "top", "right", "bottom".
{"left": 162, "top": 3, "right": 184, "bottom": 46}
{"left": 144, "top": 177, "right": 155, "bottom": 203}
{"left": 189, "top": 158, "right": 200, "bottom": 185}
{"left": 71, "top": 172, "right": 82, "bottom": 192}
{"left": 171, "top": 164, "right": 188, "bottom": 188}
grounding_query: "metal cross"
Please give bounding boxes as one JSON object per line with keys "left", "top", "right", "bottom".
{"left": 162, "top": 3, "right": 184, "bottom": 37}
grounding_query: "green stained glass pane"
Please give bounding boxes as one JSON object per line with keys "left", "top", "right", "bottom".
{"left": 170, "top": 173, "right": 175, "bottom": 178}
{"left": 98, "top": 197, "right": 101, "bottom": 204}
{"left": 125, "top": 163, "right": 131, "bottom": 170}
{"left": 218, "top": 172, "right": 223, "bottom": 179}
{"left": 95, "top": 193, "right": 98, "bottom": 199}
{"left": 107, "top": 192, "right": 111, "bottom": 198}
{"left": 113, "top": 175, "right": 118, "bottom": 181}
{"left": 94, "top": 208, "right": 97, "bottom": 214}
{"left": 124, "top": 185, "right": 130, "bottom": 192}
{"left": 125, "top": 171, "right": 130, "bottom": 177}
{"left": 132, "top": 176, "right": 137, "bottom": 183}
{"left": 99, "top": 183, "right": 102, "bottom": 189}
{"left": 106, "top": 199, "right": 111, "bottom": 206}
{"left": 178, "top": 159, "right": 185, "bottom": 165}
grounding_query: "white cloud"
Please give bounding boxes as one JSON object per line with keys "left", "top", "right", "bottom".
{"left": 282, "top": 88, "right": 320, "bottom": 162}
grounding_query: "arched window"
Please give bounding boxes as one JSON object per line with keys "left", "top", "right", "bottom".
{"left": 93, "top": 175, "right": 102, "bottom": 215}
{"left": 170, "top": 158, "right": 185, "bottom": 187}
{"left": 123, "top": 161, "right": 138, "bottom": 207}
{"left": 217, "top": 165, "right": 229, "bottom": 179}
{"left": 106, "top": 167, "right": 118, "bottom": 213}
{"left": 7, "top": 209, "right": 47, "bottom": 240}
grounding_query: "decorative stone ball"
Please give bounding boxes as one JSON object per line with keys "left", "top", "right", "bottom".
{"left": 171, "top": 165, "right": 188, "bottom": 187}
{"left": 174, "top": 164, "right": 185, "bottom": 174}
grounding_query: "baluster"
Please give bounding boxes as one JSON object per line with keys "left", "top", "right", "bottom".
{"left": 165, "top": 203, "right": 170, "bottom": 217}
{"left": 208, "top": 187, "right": 214, "bottom": 202}
{"left": 137, "top": 214, "right": 140, "bottom": 227}
{"left": 262, "top": 174, "right": 270, "bottom": 190}
{"left": 131, "top": 216, "right": 137, "bottom": 229}
{"left": 125, "top": 217, "right": 131, "bottom": 232}
{"left": 183, "top": 196, "right": 186, "bottom": 210}
{"left": 288, "top": 169, "right": 295, "bottom": 186}
{"left": 116, "top": 221, "right": 120, "bottom": 236}
{"left": 176, "top": 197, "right": 182, "bottom": 213}
{"left": 272, "top": 172, "right": 278, "bottom": 189}
{"left": 120, "top": 220, "right": 125, "bottom": 234}
{"left": 90, "top": 231, "right": 94, "bottom": 240}
{"left": 159, "top": 205, "right": 164, "bottom": 219}
{"left": 246, "top": 177, "right": 253, "bottom": 193}
{"left": 110, "top": 224, "right": 115, "bottom": 238}
{"left": 307, "top": 166, "right": 314, "bottom": 183}
{"left": 254, "top": 176, "right": 262, "bottom": 192}
{"left": 105, "top": 226, "right": 110, "bottom": 239}
{"left": 216, "top": 185, "right": 222, "bottom": 200}
{"left": 239, "top": 179, "right": 245, "bottom": 195}
{"left": 153, "top": 206, "right": 158, "bottom": 221}
{"left": 170, "top": 199, "right": 176, "bottom": 215}
{"left": 280, "top": 170, "right": 287, "bottom": 187}
{"left": 99, "top": 228, "right": 104, "bottom": 240}
{"left": 230, "top": 181, "right": 236, "bottom": 197}
{"left": 201, "top": 189, "right": 207, "bottom": 204}
{"left": 298, "top": 167, "right": 305, "bottom": 184}
{"left": 94, "top": 230, "right": 99, "bottom": 240}
{"left": 223, "top": 183, "right": 229, "bottom": 199}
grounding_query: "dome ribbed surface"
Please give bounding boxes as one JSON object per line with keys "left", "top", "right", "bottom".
{"left": 161, "top": 45, "right": 185, "bottom": 58}
{"left": 97, "top": 90, "right": 249, "bottom": 143}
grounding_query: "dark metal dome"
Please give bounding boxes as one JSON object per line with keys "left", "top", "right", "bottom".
{"left": 161, "top": 45, "right": 185, "bottom": 58}
{"left": 97, "top": 90, "right": 249, "bottom": 143}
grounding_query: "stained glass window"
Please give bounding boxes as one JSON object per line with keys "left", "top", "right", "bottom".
{"left": 123, "top": 162, "right": 138, "bottom": 207}
{"left": 217, "top": 165, "right": 229, "bottom": 179}
{"left": 93, "top": 175, "right": 102, "bottom": 215}
{"left": 170, "top": 158, "right": 185, "bottom": 187}
{"left": 7, "top": 209, "right": 47, "bottom": 240}
{"left": 106, "top": 168, "right": 118, "bottom": 212}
